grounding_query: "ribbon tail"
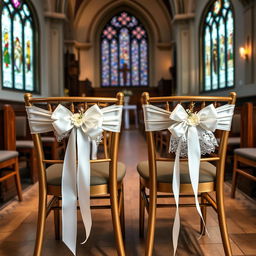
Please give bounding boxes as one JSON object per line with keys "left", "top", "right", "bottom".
{"left": 77, "top": 129, "right": 92, "bottom": 244}
{"left": 62, "top": 129, "right": 77, "bottom": 255}
{"left": 172, "top": 138, "right": 182, "bottom": 255}
{"left": 91, "top": 140, "right": 98, "bottom": 160}
{"left": 187, "top": 127, "right": 208, "bottom": 236}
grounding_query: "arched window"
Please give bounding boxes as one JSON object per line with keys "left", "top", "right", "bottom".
{"left": 101, "top": 11, "right": 149, "bottom": 87}
{"left": 201, "top": 0, "right": 234, "bottom": 91}
{"left": 0, "top": 0, "right": 39, "bottom": 92}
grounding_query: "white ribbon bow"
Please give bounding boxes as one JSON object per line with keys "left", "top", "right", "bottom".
{"left": 143, "top": 103, "right": 234, "bottom": 255}
{"left": 26, "top": 104, "right": 123, "bottom": 255}
{"left": 169, "top": 104, "right": 219, "bottom": 254}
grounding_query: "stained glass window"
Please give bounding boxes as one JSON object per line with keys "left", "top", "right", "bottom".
{"left": 0, "top": 0, "right": 39, "bottom": 92}
{"left": 201, "top": 0, "right": 234, "bottom": 91}
{"left": 101, "top": 11, "right": 149, "bottom": 87}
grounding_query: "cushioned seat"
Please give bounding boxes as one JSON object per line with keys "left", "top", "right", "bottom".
{"left": 137, "top": 161, "right": 216, "bottom": 184}
{"left": 217, "top": 137, "right": 240, "bottom": 146}
{"left": 46, "top": 162, "right": 126, "bottom": 186}
{"left": 234, "top": 148, "right": 256, "bottom": 161}
{"left": 16, "top": 140, "right": 34, "bottom": 148}
{"left": 41, "top": 137, "right": 56, "bottom": 142}
{"left": 0, "top": 150, "right": 19, "bottom": 162}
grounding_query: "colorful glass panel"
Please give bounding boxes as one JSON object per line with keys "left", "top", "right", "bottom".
{"left": 101, "top": 11, "right": 148, "bottom": 87}
{"left": 131, "top": 40, "right": 139, "bottom": 86}
{"left": 1, "top": 7, "right": 12, "bottom": 88}
{"left": 12, "top": 0, "right": 21, "bottom": 8}
{"left": 140, "top": 40, "right": 148, "bottom": 86}
{"left": 204, "top": 26, "right": 211, "bottom": 91}
{"left": 111, "top": 39, "right": 118, "bottom": 86}
{"left": 119, "top": 28, "right": 130, "bottom": 86}
{"left": 13, "top": 14, "right": 23, "bottom": 90}
{"left": 211, "top": 22, "right": 218, "bottom": 90}
{"left": 227, "top": 10, "right": 234, "bottom": 87}
{"left": 0, "top": 0, "right": 38, "bottom": 92}
{"left": 24, "top": 19, "right": 33, "bottom": 91}
{"left": 219, "top": 18, "right": 226, "bottom": 88}
{"left": 101, "top": 39, "right": 110, "bottom": 86}
{"left": 202, "top": 0, "right": 234, "bottom": 91}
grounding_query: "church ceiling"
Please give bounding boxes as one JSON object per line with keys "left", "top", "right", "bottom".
{"left": 72, "top": 0, "right": 173, "bottom": 19}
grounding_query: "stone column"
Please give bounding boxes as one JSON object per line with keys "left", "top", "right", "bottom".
{"left": 172, "top": 14, "right": 196, "bottom": 95}
{"left": 45, "top": 12, "right": 66, "bottom": 96}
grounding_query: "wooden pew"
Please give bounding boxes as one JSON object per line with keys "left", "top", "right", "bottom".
{"left": 231, "top": 102, "right": 256, "bottom": 198}
{"left": 0, "top": 105, "right": 23, "bottom": 202}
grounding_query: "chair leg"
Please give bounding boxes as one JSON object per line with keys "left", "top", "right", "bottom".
{"left": 110, "top": 183, "right": 126, "bottom": 256}
{"left": 14, "top": 158, "right": 23, "bottom": 201}
{"left": 53, "top": 197, "right": 60, "bottom": 240}
{"left": 216, "top": 188, "right": 232, "bottom": 256}
{"left": 231, "top": 155, "right": 238, "bottom": 198}
{"left": 33, "top": 191, "right": 47, "bottom": 256}
{"left": 145, "top": 184, "right": 157, "bottom": 256}
{"left": 30, "top": 149, "right": 38, "bottom": 183}
{"left": 200, "top": 193, "right": 207, "bottom": 235}
{"left": 120, "top": 184, "right": 125, "bottom": 239}
{"left": 139, "top": 181, "right": 145, "bottom": 238}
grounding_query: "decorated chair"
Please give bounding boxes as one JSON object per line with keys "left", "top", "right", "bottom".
{"left": 24, "top": 93, "right": 125, "bottom": 256}
{"left": 0, "top": 105, "right": 23, "bottom": 202}
{"left": 138, "top": 92, "right": 236, "bottom": 256}
{"left": 231, "top": 102, "right": 256, "bottom": 198}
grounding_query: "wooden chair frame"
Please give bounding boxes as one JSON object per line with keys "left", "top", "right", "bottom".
{"left": 139, "top": 92, "right": 236, "bottom": 256}
{"left": 231, "top": 102, "right": 256, "bottom": 198}
{"left": 0, "top": 105, "right": 23, "bottom": 201}
{"left": 231, "top": 154, "right": 256, "bottom": 198}
{"left": 24, "top": 93, "right": 125, "bottom": 256}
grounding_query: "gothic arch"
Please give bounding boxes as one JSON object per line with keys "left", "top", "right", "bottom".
{"left": 73, "top": 0, "right": 172, "bottom": 87}
{"left": 74, "top": 0, "right": 172, "bottom": 44}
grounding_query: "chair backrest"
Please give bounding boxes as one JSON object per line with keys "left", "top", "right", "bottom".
{"left": 15, "top": 116, "right": 28, "bottom": 138}
{"left": 141, "top": 92, "right": 236, "bottom": 184}
{"left": 24, "top": 93, "right": 124, "bottom": 190}
{"left": 1, "top": 105, "right": 16, "bottom": 151}
{"left": 241, "top": 102, "right": 254, "bottom": 147}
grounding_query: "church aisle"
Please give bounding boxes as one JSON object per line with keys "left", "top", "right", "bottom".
{"left": 0, "top": 130, "right": 255, "bottom": 256}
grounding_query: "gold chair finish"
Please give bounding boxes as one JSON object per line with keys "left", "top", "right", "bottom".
{"left": 138, "top": 92, "right": 236, "bottom": 256}
{"left": 24, "top": 93, "right": 125, "bottom": 256}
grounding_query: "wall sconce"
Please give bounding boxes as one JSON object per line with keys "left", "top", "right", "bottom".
{"left": 240, "top": 36, "right": 251, "bottom": 61}
{"left": 239, "top": 46, "right": 249, "bottom": 61}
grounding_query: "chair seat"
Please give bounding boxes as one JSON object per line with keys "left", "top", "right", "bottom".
{"left": 46, "top": 162, "right": 126, "bottom": 186}
{"left": 41, "top": 137, "right": 56, "bottom": 143}
{"left": 16, "top": 140, "right": 34, "bottom": 148}
{"left": 217, "top": 137, "right": 240, "bottom": 146}
{"left": 0, "top": 150, "right": 18, "bottom": 162}
{"left": 234, "top": 148, "right": 256, "bottom": 161}
{"left": 137, "top": 161, "right": 216, "bottom": 184}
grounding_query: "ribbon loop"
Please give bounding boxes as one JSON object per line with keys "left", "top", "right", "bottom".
{"left": 26, "top": 103, "right": 123, "bottom": 255}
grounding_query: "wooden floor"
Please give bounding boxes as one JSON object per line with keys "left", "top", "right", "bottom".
{"left": 0, "top": 130, "right": 256, "bottom": 256}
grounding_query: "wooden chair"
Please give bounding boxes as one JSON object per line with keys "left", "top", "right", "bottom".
{"left": 24, "top": 93, "right": 126, "bottom": 256}
{"left": 15, "top": 113, "right": 65, "bottom": 183}
{"left": 138, "top": 92, "right": 236, "bottom": 256}
{"left": 0, "top": 105, "right": 23, "bottom": 201}
{"left": 231, "top": 102, "right": 256, "bottom": 198}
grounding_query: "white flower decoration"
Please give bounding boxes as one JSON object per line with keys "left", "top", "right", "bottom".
{"left": 187, "top": 113, "right": 200, "bottom": 126}
{"left": 70, "top": 112, "right": 84, "bottom": 128}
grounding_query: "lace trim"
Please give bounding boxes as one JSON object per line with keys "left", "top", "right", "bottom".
{"left": 54, "top": 131, "right": 103, "bottom": 144}
{"left": 169, "top": 130, "right": 218, "bottom": 157}
{"left": 54, "top": 131, "right": 70, "bottom": 142}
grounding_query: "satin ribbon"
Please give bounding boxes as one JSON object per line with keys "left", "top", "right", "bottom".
{"left": 143, "top": 103, "right": 234, "bottom": 255}
{"left": 26, "top": 104, "right": 123, "bottom": 255}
